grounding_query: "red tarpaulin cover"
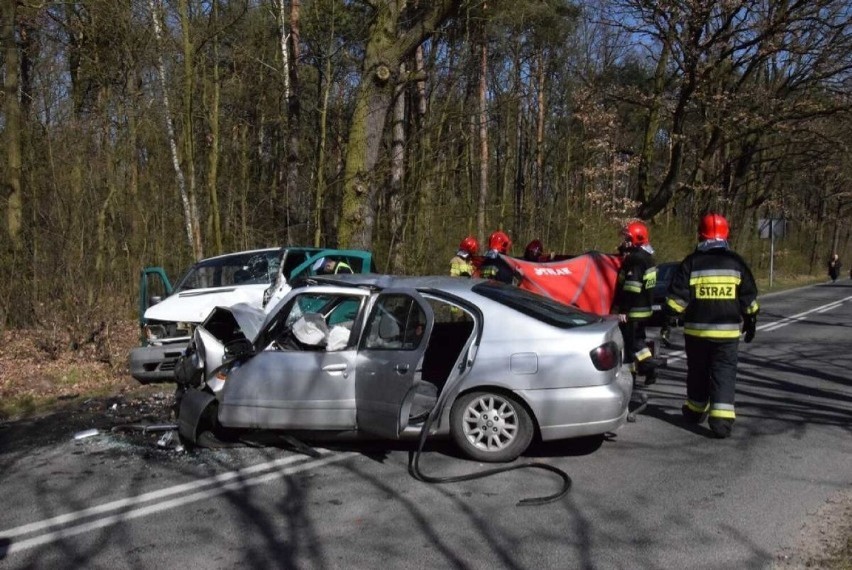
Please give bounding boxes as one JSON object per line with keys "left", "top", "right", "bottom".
{"left": 500, "top": 251, "right": 623, "bottom": 316}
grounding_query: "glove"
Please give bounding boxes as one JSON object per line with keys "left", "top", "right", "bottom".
{"left": 743, "top": 315, "right": 757, "bottom": 343}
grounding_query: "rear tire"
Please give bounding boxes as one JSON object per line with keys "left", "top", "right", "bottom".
{"left": 450, "top": 391, "right": 533, "bottom": 462}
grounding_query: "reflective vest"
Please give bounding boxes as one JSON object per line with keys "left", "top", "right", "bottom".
{"left": 614, "top": 248, "right": 656, "bottom": 320}
{"left": 450, "top": 255, "right": 475, "bottom": 277}
{"left": 666, "top": 246, "right": 759, "bottom": 340}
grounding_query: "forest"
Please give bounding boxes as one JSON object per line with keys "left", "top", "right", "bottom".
{"left": 1, "top": 0, "right": 851, "bottom": 330}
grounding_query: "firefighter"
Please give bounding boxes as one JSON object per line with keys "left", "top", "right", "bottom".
{"left": 613, "top": 221, "right": 659, "bottom": 384}
{"left": 523, "top": 239, "right": 545, "bottom": 261}
{"left": 480, "top": 230, "right": 517, "bottom": 284}
{"left": 450, "top": 235, "right": 479, "bottom": 277}
{"left": 665, "top": 212, "right": 760, "bottom": 439}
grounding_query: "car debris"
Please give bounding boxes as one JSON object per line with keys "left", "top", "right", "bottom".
{"left": 73, "top": 428, "right": 100, "bottom": 440}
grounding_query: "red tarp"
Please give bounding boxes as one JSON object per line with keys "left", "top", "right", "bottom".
{"left": 500, "top": 251, "right": 623, "bottom": 316}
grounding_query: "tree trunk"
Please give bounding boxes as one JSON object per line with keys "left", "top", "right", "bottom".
{"left": 388, "top": 64, "right": 406, "bottom": 272}
{"left": 477, "top": 9, "right": 488, "bottom": 241}
{"left": 313, "top": 50, "right": 332, "bottom": 246}
{"left": 148, "top": 0, "right": 203, "bottom": 259}
{"left": 636, "top": 47, "right": 668, "bottom": 205}
{"left": 178, "top": 0, "right": 203, "bottom": 258}
{"left": 338, "top": 0, "right": 457, "bottom": 249}
{"left": 2, "top": 0, "right": 22, "bottom": 251}
{"left": 207, "top": 0, "right": 222, "bottom": 254}
{"left": 286, "top": 0, "right": 301, "bottom": 242}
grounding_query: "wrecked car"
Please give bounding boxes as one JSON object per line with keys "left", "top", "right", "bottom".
{"left": 175, "top": 274, "right": 632, "bottom": 462}
{"left": 130, "top": 247, "right": 375, "bottom": 384}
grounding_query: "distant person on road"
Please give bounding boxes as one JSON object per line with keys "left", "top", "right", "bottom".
{"left": 665, "top": 212, "right": 760, "bottom": 439}
{"left": 450, "top": 235, "right": 479, "bottom": 277}
{"left": 613, "top": 221, "right": 660, "bottom": 384}
{"left": 828, "top": 253, "right": 841, "bottom": 283}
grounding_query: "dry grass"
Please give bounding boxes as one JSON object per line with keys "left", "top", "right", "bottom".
{"left": 0, "top": 319, "right": 152, "bottom": 421}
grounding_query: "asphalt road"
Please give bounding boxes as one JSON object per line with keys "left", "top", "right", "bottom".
{"left": 1, "top": 281, "right": 850, "bottom": 569}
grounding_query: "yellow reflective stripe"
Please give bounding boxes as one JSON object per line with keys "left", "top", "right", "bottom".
{"left": 684, "top": 328, "right": 741, "bottom": 339}
{"left": 689, "top": 275, "right": 741, "bottom": 286}
{"left": 667, "top": 298, "right": 686, "bottom": 313}
{"left": 623, "top": 281, "right": 642, "bottom": 292}
{"left": 709, "top": 409, "right": 736, "bottom": 419}
{"left": 635, "top": 348, "right": 652, "bottom": 361}
{"left": 628, "top": 309, "right": 653, "bottom": 318}
{"left": 745, "top": 300, "right": 760, "bottom": 315}
{"left": 686, "top": 400, "right": 710, "bottom": 413}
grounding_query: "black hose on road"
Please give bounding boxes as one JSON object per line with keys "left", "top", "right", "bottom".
{"left": 407, "top": 409, "right": 572, "bottom": 507}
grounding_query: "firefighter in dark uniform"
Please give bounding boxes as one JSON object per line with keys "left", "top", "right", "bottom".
{"left": 613, "top": 221, "right": 659, "bottom": 383}
{"left": 480, "top": 230, "right": 517, "bottom": 284}
{"left": 665, "top": 212, "right": 759, "bottom": 439}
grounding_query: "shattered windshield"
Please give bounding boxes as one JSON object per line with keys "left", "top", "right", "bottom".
{"left": 173, "top": 250, "right": 282, "bottom": 292}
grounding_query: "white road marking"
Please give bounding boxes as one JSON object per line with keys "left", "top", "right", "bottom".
{"left": 662, "top": 294, "right": 852, "bottom": 364}
{"left": 760, "top": 295, "right": 852, "bottom": 332}
{"left": 1, "top": 451, "right": 355, "bottom": 556}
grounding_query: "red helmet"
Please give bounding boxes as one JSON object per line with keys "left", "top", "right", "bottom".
{"left": 622, "top": 221, "right": 649, "bottom": 247}
{"left": 458, "top": 235, "right": 479, "bottom": 257}
{"left": 699, "top": 212, "right": 730, "bottom": 241}
{"left": 524, "top": 239, "right": 544, "bottom": 261}
{"left": 488, "top": 230, "right": 512, "bottom": 254}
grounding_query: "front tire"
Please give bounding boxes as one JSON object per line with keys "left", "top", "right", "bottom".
{"left": 450, "top": 391, "right": 534, "bottom": 462}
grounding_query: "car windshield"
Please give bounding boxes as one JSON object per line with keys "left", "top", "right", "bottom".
{"left": 259, "top": 291, "right": 364, "bottom": 350}
{"left": 472, "top": 281, "right": 600, "bottom": 328}
{"left": 173, "top": 250, "right": 281, "bottom": 292}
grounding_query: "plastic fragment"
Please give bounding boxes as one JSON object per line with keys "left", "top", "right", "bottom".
{"left": 73, "top": 428, "right": 100, "bottom": 440}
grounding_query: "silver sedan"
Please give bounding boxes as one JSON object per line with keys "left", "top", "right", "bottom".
{"left": 176, "top": 275, "right": 632, "bottom": 462}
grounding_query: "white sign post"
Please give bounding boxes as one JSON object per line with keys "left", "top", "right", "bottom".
{"left": 758, "top": 218, "right": 786, "bottom": 288}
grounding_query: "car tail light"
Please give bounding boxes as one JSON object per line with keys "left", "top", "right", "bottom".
{"left": 590, "top": 341, "right": 620, "bottom": 371}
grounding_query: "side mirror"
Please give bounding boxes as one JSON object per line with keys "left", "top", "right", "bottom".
{"left": 224, "top": 338, "right": 254, "bottom": 359}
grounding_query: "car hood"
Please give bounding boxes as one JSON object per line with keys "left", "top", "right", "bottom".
{"left": 225, "top": 302, "right": 267, "bottom": 342}
{"left": 145, "top": 284, "right": 269, "bottom": 323}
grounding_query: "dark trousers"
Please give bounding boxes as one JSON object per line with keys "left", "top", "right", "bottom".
{"left": 684, "top": 336, "right": 739, "bottom": 408}
{"left": 620, "top": 320, "right": 649, "bottom": 365}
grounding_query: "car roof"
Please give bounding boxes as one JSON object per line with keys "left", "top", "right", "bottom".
{"left": 304, "top": 273, "right": 483, "bottom": 294}
{"left": 197, "top": 247, "right": 283, "bottom": 263}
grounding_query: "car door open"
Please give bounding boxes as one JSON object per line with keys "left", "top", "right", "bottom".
{"left": 355, "top": 289, "right": 435, "bottom": 439}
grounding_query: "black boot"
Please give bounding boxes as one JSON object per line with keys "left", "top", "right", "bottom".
{"left": 637, "top": 358, "right": 665, "bottom": 385}
{"left": 681, "top": 404, "right": 707, "bottom": 424}
{"left": 708, "top": 417, "right": 734, "bottom": 439}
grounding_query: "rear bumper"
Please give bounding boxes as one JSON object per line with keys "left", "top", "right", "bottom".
{"left": 129, "top": 342, "right": 188, "bottom": 383}
{"left": 521, "top": 363, "right": 633, "bottom": 441}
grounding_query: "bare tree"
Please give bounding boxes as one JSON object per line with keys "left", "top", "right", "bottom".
{"left": 147, "top": 0, "right": 203, "bottom": 259}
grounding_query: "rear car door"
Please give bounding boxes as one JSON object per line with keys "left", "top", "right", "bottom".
{"left": 355, "top": 289, "right": 435, "bottom": 439}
